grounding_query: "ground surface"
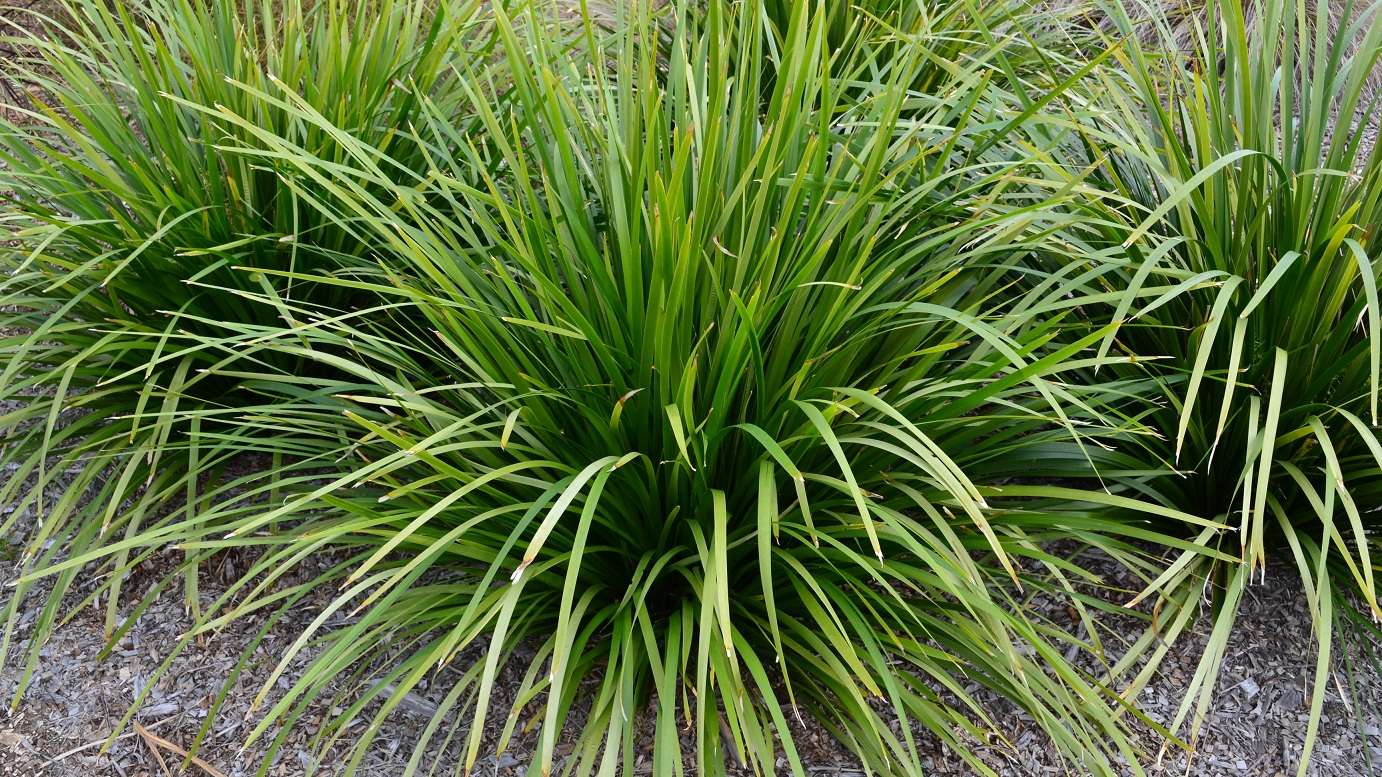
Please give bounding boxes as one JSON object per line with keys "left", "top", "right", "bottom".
{"left": 1, "top": 541, "right": 1380, "bottom": 776}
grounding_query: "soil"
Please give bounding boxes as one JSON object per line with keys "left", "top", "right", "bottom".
{"left": 1, "top": 535, "right": 1380, "bottom": 776}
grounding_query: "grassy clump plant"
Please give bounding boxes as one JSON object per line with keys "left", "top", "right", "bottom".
{"left": 76, "top": 1, "right": 1230, "bottom": 774}
{"left": 0, "top": 0, "right": 498, "bottom": 698}
{"left": 1043, "top": 0, "right": 1382, "bottom": 766}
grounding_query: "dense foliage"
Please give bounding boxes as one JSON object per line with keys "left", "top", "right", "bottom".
{"left": 0, "top": 0, "right": 493, "bottom": 676}
{"left": 1, "top": 0, "right": 1379, "bottom": 775}
{"left": 1055, "top": 0, "right": 1382, "bottom": 759}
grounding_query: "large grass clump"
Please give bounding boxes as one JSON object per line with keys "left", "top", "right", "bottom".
{"left": 1043, "top": 0, "right": 1382, "bottom": 766}
{"left": 0, "top": 0, "right": 497, "bottom": 694}
{"left": 4, "top": 0, "right": 1220, "bottom": 774}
